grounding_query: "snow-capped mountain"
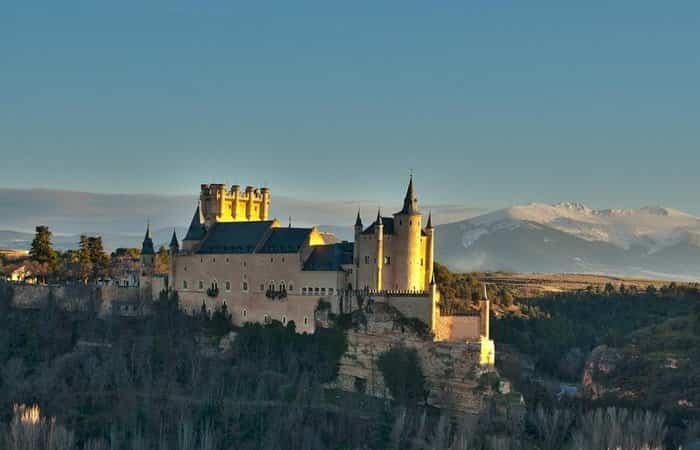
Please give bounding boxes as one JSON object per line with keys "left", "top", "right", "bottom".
{"left": 436, "top": 203, "right": 700, "bottom": 281}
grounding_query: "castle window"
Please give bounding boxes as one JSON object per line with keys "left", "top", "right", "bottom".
{"left": 264, "top": 314, "right": 271, "bottom": 324}
{"left": 304, "top": 316, "right": 309, "bottom": 326}
{"left": 364, "top": 256, "right": 370, "bottom": 264}
{"left": 409, "top": 220, "right": 412, "bottom": 225}
{"left": 315, "top": 287, "right": 320, "bottom": 294}
{"left": 321, "top": 287, "right": 326, "bottom": 294}
{"left": 200, "top": 258, "right": 203, "bottom": 263}
{"left": 302, "top": 287, "right": 307, "bottom": 295}
{"left": 212, "top": 257, "right": 216, "bottom": 263}
{"left": 282, "top": 257, "right": 285, "bottom": 263}
{"left": 280, "top": 281, "right": 286, "bottom": 291}
{"left": 243, "top": 261, "right": 247, "bottom": 268}
{"left": 242, "top": 281, "right": 248, "bottom": 292}
{"left": 242, "top": 309, "right": 247, "bottom": 318}
{"left": 289, "top": 284, "right": 294, "bottom": 291}
{"left": 225, "top": 281, "right": 231, "bottom": 291}
{"left": 328, "top": 288, "right": 334, "bottom": 295}
{"left": 384, "top": 256, "right": 391, "bottom": 265}
{"left": 226, "top": 257, "right": 230, "bottom": 263}
{"left": 184, "top": 266, "right": 187, "bottom": 272}
{"left": 260, "top": 284, "right": 265, "bottom": 292}
{"left": 198, "top": 280, "right": 204, "bottom": 290}
{"left": 282, "top": 315, "right": 287, "bottom": 325}
{"left": 183, "top": 280, "right": 188, "bottom": 289}
{"left": 269, "top": 281, "right": 275, "bottom": 290}
{"left": 270, "top": 257, "right": 274, "bottom": 263}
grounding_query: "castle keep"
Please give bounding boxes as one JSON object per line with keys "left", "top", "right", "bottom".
{"left": 140, "top": 178, "right": 493, "bottom": 363}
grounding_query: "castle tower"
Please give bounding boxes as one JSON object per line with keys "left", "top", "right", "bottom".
{"left": 168, "top": 229, "right": 179, "bottom": 291}
{"left": 139, "top": 223, "right": 155, "bottom": 300}
{"left": 393, "top": 175, "right": 424, "bottom": 291}
{"left": 479, "top": 284, "right": 490, "bottom": 340}
{"left": 375, "top": 210, "right": 384, "bottom": 291}
{"left": 424, "top": 211, "right": 435, "bottom": 288}
{"left": 353, "top": 210, "right": 363, "bottom": 290}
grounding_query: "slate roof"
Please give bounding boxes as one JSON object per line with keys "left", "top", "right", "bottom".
{"left": 184, "top": 204, "right": 207, "bottom": 241}
{"left": 141, "top": 225, "right": 155, "bottom": 255}
{"left": 303, "top": 242, "right": 354, "bottom": 271}
{"left": 257, "top": 227, "right": 313, "bottom": 253}
{"left": 196, "top": 221, "right": 275, "bottom": 254}
{"left": 362, "top": 217, "right": 395, "bottom": 235}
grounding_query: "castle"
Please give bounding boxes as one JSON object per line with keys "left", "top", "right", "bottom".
{"left": 139, "top": 178, "right": 494, "bottom": 363}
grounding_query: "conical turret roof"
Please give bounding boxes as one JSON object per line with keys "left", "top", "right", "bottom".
{"left": 169, "top": 229, "right": 179, "bottom": 250}
{"left": 399, "top": 175, "right": 419, "bottom": 214}
{"left": 141, "top": 222, "right": 155, "bottom": 255}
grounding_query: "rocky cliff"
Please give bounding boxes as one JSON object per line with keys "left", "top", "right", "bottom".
{"left": 329, "top": 303, "right": 501, "bottom": 415}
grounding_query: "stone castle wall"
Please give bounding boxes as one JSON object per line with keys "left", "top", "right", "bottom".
{"left": 434, "top": 315, "right": 481, "bottom": 341}
{"left": 7, "top": 283, "right": 140, "bottom": 317}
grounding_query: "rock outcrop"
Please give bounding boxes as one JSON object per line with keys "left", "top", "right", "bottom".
{"left": 329, "top": 303, "right": 498, "bottom": 414}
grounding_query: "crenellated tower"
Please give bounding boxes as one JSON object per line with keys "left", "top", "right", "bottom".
{"left": 199, "top": 183, "right": 270, "bottom": 226}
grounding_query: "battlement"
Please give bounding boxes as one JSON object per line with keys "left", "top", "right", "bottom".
{"left": 199, "top": 183, "right": 271, "bottom": 224}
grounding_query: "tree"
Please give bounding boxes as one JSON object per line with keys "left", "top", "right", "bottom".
{"left": 77, "top": 235, "right": 93, "bottom": 283}
{"left": 88, "top": 236, "right": 109, "bottom": 279}
{"left": 29, "top": 226, "right": 57, "bottom": 279}
{"left": 377, "top": 346, "right": 427, "bottom": 406}
{"left": 155, "top": 246, "right": 169, "bottom": 274}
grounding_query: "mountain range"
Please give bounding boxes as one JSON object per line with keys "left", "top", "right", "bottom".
{"left": 436, "top": 202, "right": 700, "bottom": 281}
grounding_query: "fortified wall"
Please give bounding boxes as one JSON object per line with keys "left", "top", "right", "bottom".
{"left": 4, "top": 282, "right": 149, "bottom": 317}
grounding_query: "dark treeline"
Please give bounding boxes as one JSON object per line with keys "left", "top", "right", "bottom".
{"left": 1, "top": 282, "right": 698, "bottom": 449}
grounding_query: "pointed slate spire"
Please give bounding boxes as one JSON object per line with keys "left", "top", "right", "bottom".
{"left": 355, "top": 209, "right": 363, "bottom": 228}
{"left": 376, "top": 209, "right": 383, "bottom": 226}
{"left": 427, "top": 210, "right": 433, "bottom": 229}
{"left": 141, "top": 222, "right": 155, "bottom": 255}
{"left": 169, "top": 229, "right": 179, "bottom": 251}
{"left": 184, "top": 201, "right": 207, "bottom": 241}
{"left": 400, "top": 174, "right": 419, "bottom": 214}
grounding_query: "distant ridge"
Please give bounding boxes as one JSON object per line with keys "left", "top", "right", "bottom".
{"left": 436, "top": 203, "right": 700, "bottom": 281}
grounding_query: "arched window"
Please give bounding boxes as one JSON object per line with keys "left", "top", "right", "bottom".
{"left": 183, "top": 280, "right": 188, "bottom": 289}
{"left": 264, "top": 314, "right": 271, "bottom": 324}
{"left": 242, "top": 309, "right": 247, "bottom": 318}
{"left": 282, "top": 315, "right": 287, "bottom": 325}
{"left": 304, "top": 316, "right": 309, "bottom": 326}
{"left": 242, "top": 281, "right": 248, "bottom": 292}
{"left": 225, "top": 281, "right": 231, "bottom": 291}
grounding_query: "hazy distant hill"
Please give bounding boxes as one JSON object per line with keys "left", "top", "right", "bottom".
{"left": 436, "top": 202, "right": 700, "bottom": 281}
{"left": 0, "top": 187, "right": 476, "bottom": 251}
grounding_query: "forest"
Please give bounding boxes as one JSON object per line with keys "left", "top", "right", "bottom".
{"left": 0, "top": 279, "right": 699, "bottom": 449}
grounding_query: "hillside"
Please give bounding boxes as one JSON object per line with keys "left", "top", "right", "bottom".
{"left": 582, "top": 316, "right": 700, "bottom": 416}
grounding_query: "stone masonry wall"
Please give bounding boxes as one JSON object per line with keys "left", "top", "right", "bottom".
{"left": 8, "top": 283, "right": 139, "bottom": 317}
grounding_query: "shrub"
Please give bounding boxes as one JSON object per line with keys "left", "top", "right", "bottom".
{"left": 377, "top": 346, "right": 427, "bottom": 406}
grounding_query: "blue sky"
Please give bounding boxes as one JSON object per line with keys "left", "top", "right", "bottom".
{"left": 2, "top": 1, "right": 699, "bottom": 213}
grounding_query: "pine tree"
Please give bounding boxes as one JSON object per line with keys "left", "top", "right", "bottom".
{"left": 29, "top": 225, "right": 57, "bottom": 281}
{"left": 78, "top": 235, "right": 93, "bottom": 282}
{"left": 87, "top": 236, "right": 109, "bottom": 279}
